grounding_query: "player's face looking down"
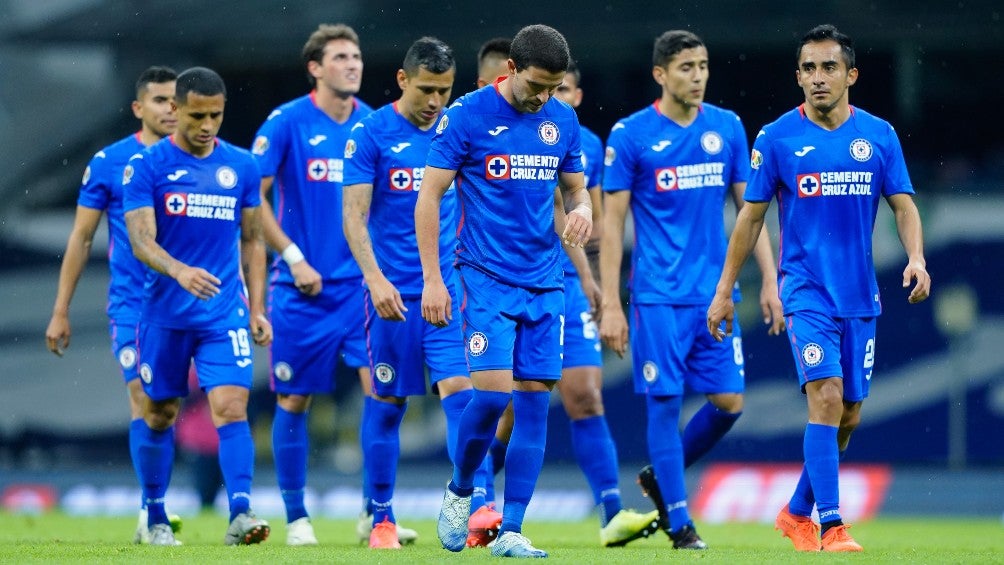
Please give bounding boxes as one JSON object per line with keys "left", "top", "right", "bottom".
{"left": 311, "top": 38, "right": 363, "bottom": 97}
{"left": 796, "top": 39, "right": 858, "bottom": 115}
{"left": 553, "top": 72, "right": 582, "bottom": 108}
{"left": 508, "top": 61, "right": 565, "bottom": 114}
{"left": 397, "top": 66, "right": 455, "bottom": 129}
{"left": 134, "top": 81, "right": 177, "bottom": 138}
{"left": 173, "top": 92, "right": 224, "bottom": 157}
{"left": 653, "top": 45, "right": 709, "bottom": 110}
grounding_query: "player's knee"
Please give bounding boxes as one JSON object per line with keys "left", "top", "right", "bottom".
{"left": 144, "top": 399, "right": 180, "bottom": 430}
{"left": 562, "top": 386, "right": 603, "bottom": 419}
{"left": 277, "top": 393, "right": 311, "bottom": 413}
{"left": 436, "top": 376, "right": 473, "bottom": 397}
{"left": 708, "top": 392, "right": 743, "bottom": 413}
{"left": 211, "top": 395, "right": 248, "bottom": 424}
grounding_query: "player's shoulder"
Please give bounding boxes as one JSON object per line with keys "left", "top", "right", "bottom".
{"left": 96, "top": 134, "right": 144, "bottom": 162}
{"left": 264, "top": 94, "right": 313, "bottom": 123}
{"left": 849, "top": 105, "right": 896, "bottom": 135}
{"left": 700, "top": 102, "right": 743, "bottom": 125}
{"left": 610, "top": 104, "right": 655, "bottom": 134}
{"left": 757, "top": 106, "right": 805, "bottom": 140}
{"left": 353, "top": 96, "right": 375, "bottom": 115}
{"left": 216, "top": 138, "right": 257, "bottom": 162}
{"left": 580, "top": 125, "right": 602, "bottom": 147}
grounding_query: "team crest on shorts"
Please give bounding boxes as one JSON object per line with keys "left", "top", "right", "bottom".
{"left": 273, "top": 362, "right": 293, "bottom": 382}
{"left": 139, "top": 363, "right": 153, "bottom": 384}
{"left": 118, "top": 347, "right": 137, "bottom": 370}
{"left": 468, "top": 332, "right": 488, "bottom": 356}
{"left": 216, "top": 166, "right": 237, "bottom": 189}
{"left": 701, "top": 131, "right": 723, "bottom": 155}
{"left": 642, "top": 361, "right": 659, "bottom": 383}
{"left": 374, "top": 363, "right": 396, "bottom": 384}
{"left": 849, "top": 138, "right": 873, "bottom": 162}
{"left": 801, "top": 343, "right": 824, "bottom": 367}
{"left": 538, "top": 121, "right": 559, "bottom": 145}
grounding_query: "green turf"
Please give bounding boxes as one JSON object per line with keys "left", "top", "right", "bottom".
{"left": 0, "top": 512, "right": 1001, "bottom": 563}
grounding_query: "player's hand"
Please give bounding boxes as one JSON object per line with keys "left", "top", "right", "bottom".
{"left": 421, "top": 278, "right": 451, "bottom": 327}
{"left": 599, "top": 304, "right": 629, "bottom": 358}
{"left": 707, "top": 293, "right": 735, "bottom": 342}
{"left": 291, "top": 260, "right": 323, "bottom": 296}
{"left": 580, "top": 275, "right": 603, "bottom": 322}
{"left": 251, "top": 312, "right": 272, "bottom": 346}
{"left": 903, "top": 260, "right": 931, "bottom": 304}
{"left": 760, "top": 282, "right": 785, "bottom": 336}
{"left": 368, "top": 275, "right": 407, "bottom": 321}
{"left": 562, "top": 205, "right": 593, "bottom": 248}
{"left": 45, "top": 314, "right": 71, "bottom": 357}
{"left": 175, "top": 266, "right": 221, "bottom": 300}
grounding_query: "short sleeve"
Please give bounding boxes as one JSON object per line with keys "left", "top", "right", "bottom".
{"left": 744, "top": 129, "right": 778, "bottom": 203}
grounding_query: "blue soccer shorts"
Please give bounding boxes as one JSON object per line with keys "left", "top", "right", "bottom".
{"left": 110, "top": 320, "right": 140, "bottom": 383}
{"left": 137, "top": 322, "right": 254, "bottom": 401}
{"left": 562, "top": 275, "right": 601, "bottom": 369}
{"left": 458, "top": 265, "right": 564, "bottom": 381}
{"left": 269, "top": 280, "right": 368, "bottom": 395}
{"left": 785, "top": 310, "right": 876, "bottom": 402}
{"left": 631, "top": 303, "right": 745, "bottom": 396}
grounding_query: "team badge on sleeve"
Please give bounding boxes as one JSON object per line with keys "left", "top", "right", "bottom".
{"left": 122, "top": 164, "right": 135, "bottom": 185}
{"left": 849, "top": 138, "right": 873, "bottom": 162}
{"left": 537, "top": 121, "right": 559, "bottom": 145}
{"left": 468, "top": 332, "right": 488, "bottom": 356}
{"left": 701, "top": 131, "right": 723, "bottom": 155}
{"left": 750, "top": 148, "right": 763, "bottom": 170}
{"left": 344, "top": 139, "right": 357, "bottom": 159}
{"left": 252, "top": 135, "right": 269, "bottom": 156}
{"left": 216, "top": 166, "right": 237, "bottom": 189}
{"left": 81, "top": 166, "right": 91, "bottom": 185}
{"left": 435, "top": 115, "right": 449, "bottom": 135}
{"left": 604, "top": 146, "right": 616, "bottom": 166}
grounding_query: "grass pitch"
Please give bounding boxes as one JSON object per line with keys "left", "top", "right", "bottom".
{"left": 0, "top": 512, "right": 1001, "bottom": 564}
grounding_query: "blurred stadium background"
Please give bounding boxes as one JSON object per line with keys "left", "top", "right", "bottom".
{"left": 1, "top": 1, "right": 1002, "bottom": 522}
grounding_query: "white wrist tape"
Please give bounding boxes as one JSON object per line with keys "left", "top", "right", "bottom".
{"left": 282, "top": 243, "right": 305, "bottom": 266}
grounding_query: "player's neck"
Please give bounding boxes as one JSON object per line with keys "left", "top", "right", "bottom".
{"left": 804, "top": 101, "right": 851, "bottom": 131}
{"left": 171, "top": 133, "right": 215, "bottom": 158}
{"left": 138, "top": 128, "right": 167, "bottom": 147}
{"left": 657, "top": 97, "right": 699, "bottom": 126}
{"left": 314, "top": 87, "right": 355, "bottom": 123}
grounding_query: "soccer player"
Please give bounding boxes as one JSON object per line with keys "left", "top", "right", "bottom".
{"left": 123, "top": 66, "right": 272, "bottom": 546}
{"left": 44, "top": 66, "right": 183, "bottom": 544}
{"left": 476, "top": 37, "right": 512, "bottom": 88}
{"left": 417, "top": 24, "right": 592, "bottom": 558}
{"left": 707, "top": 24, "right": 930, "bottom": 552}
{"left": 599, "top": 30, "right": 784, "bottom": 549}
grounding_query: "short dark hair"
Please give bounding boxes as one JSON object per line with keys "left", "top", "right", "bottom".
{"left": 403, "top": 36, "right": 455, "bottom": 76}
{"left": 798, "top": 24, "right": 855, "bottom": 69}
{"left": 653, "top": 30, "right": 704, "bottom": 67}
{"left": 135, "top": 65, "right": 177, "bottom": 97}
{"left": 302, "top": 23, "right": 360, "bottom": 86}
{"left": 477, "top": 37, "right": 511, "bottom": 67}
{"left": 509, "top": 25, "right": 569, "bottom": 73}
{"left": 565, "top": 59, "right": 581, "bottom": 88}
{"left": 175, "top": 67, "right": 226, "bottom": 105}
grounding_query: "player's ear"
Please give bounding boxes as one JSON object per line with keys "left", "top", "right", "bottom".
{"left": 846, "top": 66, "right": 858, "bottom": 86}
{"left": 396, "top": 68, "right": 409, "bottom": 91}
{"left": 652, "top": 65, "right": 666, "bottom": 86}
{"left": 131, "top": 99, "right": 143, "bottom": 119}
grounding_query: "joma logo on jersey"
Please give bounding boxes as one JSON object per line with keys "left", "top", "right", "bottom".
{"left": 389, "top": 167, "right": 424, "bottom": 191}
{"left": 306, "top": 158, "right": 343, "bottom": 182}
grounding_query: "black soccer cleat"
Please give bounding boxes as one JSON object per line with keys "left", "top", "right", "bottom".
{"left": 636, "top": 464, "right": 670, "bottom": 531}
{"left": 669, "top": 524, "right": 708, "bottom": 550}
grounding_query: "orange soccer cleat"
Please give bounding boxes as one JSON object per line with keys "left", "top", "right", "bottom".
{"left": 369, "top": 516, "right": 402, "bottom": 549}
{"left": 821, "top": 524, "right": 863, "bottom": 552}
{"left": 774, "top": 504, "right": 822, "bottom": 551}
{"left": 466, "top": 503, "right": 503, "bottom": 548}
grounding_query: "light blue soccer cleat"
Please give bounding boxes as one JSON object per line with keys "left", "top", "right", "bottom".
{"left": 490, "top": 531, "right": 548, "bottom": 558}
{"left": 437, "top": 486, "right": 472, "bottom": 552}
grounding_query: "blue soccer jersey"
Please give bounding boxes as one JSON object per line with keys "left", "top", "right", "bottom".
{"left": 604, "top": 102, "right": 750, "bottom": 305}
{"left": 745, "top": 104, "right": 914, "bottom": 317}
{"left": 251, "top": 92, "right": 373, "bottom": 284}
{"left": 122, "top": 137, "right": 262, "bottom": 329}
{"left": 426, "top": 80, "right": 584, "bottom": 290}
{"left": 560, "top": 125, "right": 603, "bottom": 278}
{"left": 343, "top": 101, "right": 458, "bottom": 297}
{"left": 78, "top": 132, "right": 148, "bottom": 324}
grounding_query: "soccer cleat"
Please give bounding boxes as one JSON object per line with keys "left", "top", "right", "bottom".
{"left": 466, "top": 503, "right": 503, "bottom": 547}
{"left": 669, "top": 524, "right": 708, "bottom": 550}
{"left": 147, "top": 523, "right": 182, "bottom": 546}
{"left": 490, "top": 531, "right": 548, "bottom": 558}
{"left": 437, "top": 486, "right": 472, "bottom": 552}
{"left": 369, "top": 516, "right": 403, "bottom": 549}
{"left": 821, "top": 524, "right": 863, "bottom": 552}
{"left": 286, "top": 516, "right": 318, "bottom": 546}
{"left": 356, "top": 511, "right": 419, "bottom": 545}
{"left": 774, "top": 504, "right": 821, "bottom": 551}
{"left": 600, "top": 508, "right": 662, "bottom": 547}
{"left": 636, "top": 464, "right": 670, "bottom": 531}
{"left": 224, "top": 511, "right": 270, "bottom": 546}
{"left": 134, "top": 508, "right": 183, "bottom": 544}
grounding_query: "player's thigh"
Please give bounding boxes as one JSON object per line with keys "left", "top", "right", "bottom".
{"left": 687, "top": 314, "right": 745, "bottom": 394}
{"left": 839, "top": 317, "right": 877, "bottom": 402}
{"left": 513, "top": 286, "right": 564, "bottom": 382}
{"left": 110, "top": 320, "right": 140, "bottom": 383}
{"left": 785, "top": 310, "right": 844, "bottom": 391}
{"left": 137, "top": 323, "right": 195, "bottom": 401}
{"left": 561, "top": 276, "right": 602, "bottom": 371}
{"left": 458, "top": 266, "right": 517, "bottom": 373}
{"left": 631, "top": 304, "right": 696, "bottom": 396}
{"left": 192, "top": 326, "right": 255, "bottom": 391}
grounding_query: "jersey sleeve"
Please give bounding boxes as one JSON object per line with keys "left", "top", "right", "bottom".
{"left": 342, "top": 121, "right": 380, "bottom": 186}
{"left": 426, "top": 103, "right": 469, "bottom": 171}
{"left": 241, "top": 155, "right": 263, "bottom": 209}
{"left": 729, "top": 114, "right": 751, "bottom": 185}
{"left": 251, "top": 109, "right": 289, "bottom": 178}
{"left": 77, "top": 151, "right": 113, "bottom": 211}
{"left": 585, "top": 133, "right": 605, "bottom": 189}
{"left": 560, "top": 117, "right": 584, "bottom": 174}
{"left": 744, "top": 129, "right": 778, "bottom": 203}
{"left": 602, "top": 121, "right": 636, "bottom": 192}
{"left": 879, "top": 124, "right": 915, "bottom": 197}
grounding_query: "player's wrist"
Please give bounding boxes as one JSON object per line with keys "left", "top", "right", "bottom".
{"left": 282, "top": 243, "right": 305, "bottom": 266}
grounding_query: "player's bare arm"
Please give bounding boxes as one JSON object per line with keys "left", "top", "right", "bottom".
{"left": 125, "top": 206, "right": 221, "bottom": 300}
{"left": 558, "top": 170, "right": 592, "bottom": 247}
{"left": 708, "top": 200, "right": 770, "bottom": 341}
{"left": 241, "top": 205, "right": 272, "bottom": 346}
{"left": 584, "top": 185, "right": 604, "bottom": 282}
{"left": 415, "top": 165, "right": 455, "bottom": 326}
{"left": 343, "top": 182, "right": 407, "bottom": 321}
{"left": 259, "top": 176, "right": 322, "bottom": 295}
{"left": 887, "top": 192, "right": 931, "bottom": 304}
{"left": 46, "top": 205, "right": 103, "bottom": 356}
{"left": 598, "top": 190, "right": 630, "bottom": 357}
{"left": 730, "top": 182, "right": 784, "bottom": 335}
{"left": 555, "top": 187, "right": 602, "bottom": 318}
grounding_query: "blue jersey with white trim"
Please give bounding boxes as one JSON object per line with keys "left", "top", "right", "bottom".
{"left": 77, "top": 133, "right": 148, "bottom": 324}
{"left": 343, "top": 101, "right": 458, "bottom": 297}
{"left": 745, "top": 104, "right": 914, "bottom": 317}
{"left": 426, "top": 80, "right": 584, "bottom": 290}
{"left": 251, "top": 92, "right": 373, "bottom": 284}
{"left": 122, "top": 137, "right": 262, "bottom": 329}
{"left": 560, "top": 125, "right": 603, "bottom": 278}
{"left": 604, "top": 102, "right": 750, "bottom": 304}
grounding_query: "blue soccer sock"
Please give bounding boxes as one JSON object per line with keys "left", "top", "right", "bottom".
{"left": 500, "top": 389, "right": 550, "bottom": 535}
{"left": 804, "top": 423, "right": 840, "bottom": 525}
{"left": 471, "top": 455, "right": 492, "bottom": 512}
{"left": 450, "top": 389, "right": 511, "bottom": 491}
{"left": 133, "top": 419, "right": 174, "bottom": 526}
{"left": 217, "top": 421, "right": 254, "bottom": 521}
{"left": 362, "top": 397, "right": 406, "bottom": 525}
{"left": 489, "top": 437, "right": 508, "bottom": 475}
{"left": 129, "top": 418, "right": 145, "bottom": 511}
{"left": 646, "top": 395, "right": 690, "bottom": 533}
{"left": 272, "top": 405, "right": 309, "bottom": 523}
{"left": 571, "top": 415, "right": 622, "bottom": 526}
{"left": 790, "top": 447, "right": 847, "bottom": 516}
{"left": 440, "top": 389, "right": 471, "bottom": 464}
{"left": 682, "top": 401, "right": 741, "bottom": 468}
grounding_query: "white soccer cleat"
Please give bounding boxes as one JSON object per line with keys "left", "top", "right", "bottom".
{"left": 286, "top": 516, "right": 319, "bottom": 546}
{"left": 437, "top": 487, "right": 472, "bottom": 552}
{"left": 134, "top": 507, "right": 183, "bottom": 544}
{"left": 148, "top": 523, "right": 182, "bottom": 546}
{"left": 490, "top": 531, "right": 548, "bottom": 558}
